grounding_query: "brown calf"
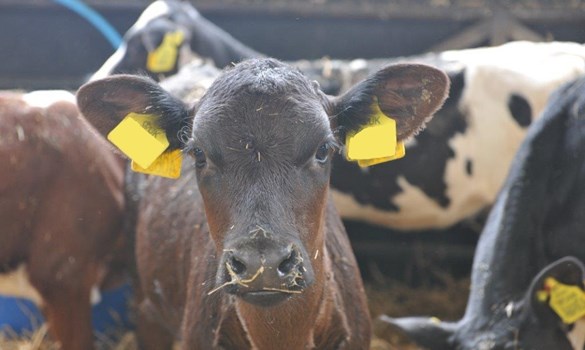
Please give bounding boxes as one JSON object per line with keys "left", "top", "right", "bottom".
{"left": 77, "top": 58, "right": 449, "bottom": 349}
{"left": 0, "top": 91, "right": 125, "bottom": 349}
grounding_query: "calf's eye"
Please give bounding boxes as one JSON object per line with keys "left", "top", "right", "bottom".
{"left": 315, "top": 143, "right": 330, "bottom": 164}
{"left": 193, "top": 148, "right": 207, "bottom": 168}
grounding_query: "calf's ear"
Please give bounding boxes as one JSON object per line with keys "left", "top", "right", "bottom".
{"left": 327, "top": 63, "right": 449, "bottom": 141}
{"left": 76, "top": 74, "right": 192, "bottom": 149}
{"left": 525, "top": 256, "right": 585, "bottom": 323}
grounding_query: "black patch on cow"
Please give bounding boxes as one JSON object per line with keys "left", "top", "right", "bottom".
{"left": 466, "top": 159, "right": 473, "bottom": 176}
{"left": 508, "top": 93, "right": 532, "bottom": 128}
{"left": 331, "top": 66, "right": 467, "bottom": 211}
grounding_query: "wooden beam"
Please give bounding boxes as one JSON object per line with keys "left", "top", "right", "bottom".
{"left": 428, "top": 19, "right": 492, "bottom": 52}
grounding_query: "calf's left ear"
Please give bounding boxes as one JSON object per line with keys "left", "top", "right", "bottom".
{"left": 327, "top": 63, "right": 449, "bottom": 141}
{"left": 77, "top": 74, "right": 192, "bottom": 149}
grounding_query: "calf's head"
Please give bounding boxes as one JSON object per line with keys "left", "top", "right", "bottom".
{"left": 77, "top": 58, "right": 448, "bottom": 306}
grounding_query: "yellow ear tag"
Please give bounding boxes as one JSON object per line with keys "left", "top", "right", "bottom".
{"left": 131, "top": 149, "right": 182, "bottom": 179}
{"left": 107, "top": 112, "right": 170, "bottom": 169}
{"left": 147, "top": 30, "right": 185, "bottom": 73}
{"left": 543, "top": 277, "right": 585, "bottom": 324}
{"left": 345, "top": 102, "right": 405, "bottom": 167}
{"left": 357, "top": 142, "right": 405, "bottom": 167}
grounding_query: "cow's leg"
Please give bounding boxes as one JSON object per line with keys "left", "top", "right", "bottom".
{"left": 42, "top": 288, "right": 94, "bottom": 349}
{"left": 27, "top": 257, "right": 97, "bottom": 350}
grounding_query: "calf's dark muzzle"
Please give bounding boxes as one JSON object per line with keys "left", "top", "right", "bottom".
{"left": 215, "top": 230, "right": 315, "bottom": 307}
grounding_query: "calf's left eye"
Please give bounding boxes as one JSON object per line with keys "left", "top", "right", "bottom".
{"left": 315, "top": 143, "right": 330, "bottom": 164}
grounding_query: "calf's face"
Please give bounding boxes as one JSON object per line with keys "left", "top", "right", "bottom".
{"left": 77, "top": 58, "right": 448, "bottom": 306}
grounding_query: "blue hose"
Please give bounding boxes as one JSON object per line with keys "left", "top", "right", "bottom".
{"left": 52, "top": 0, "right": 123, "bottom": 49}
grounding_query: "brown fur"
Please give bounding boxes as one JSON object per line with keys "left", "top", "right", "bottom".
{"left": 0, "top": 93, "right": 126, "bottom": 349}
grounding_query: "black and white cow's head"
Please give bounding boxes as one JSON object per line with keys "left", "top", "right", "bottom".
{"left": 92, "top": 0, "right": 195, "bottom": 80}
{"left": 92, "top": 0, "right": 261, "bottom": 81}
{"left": 78, "top": 58, "right": 449, "bottom": 306}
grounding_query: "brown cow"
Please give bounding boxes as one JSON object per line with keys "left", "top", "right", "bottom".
{"left": 0, "top": 91, "right": 125, "bottom": 349}
{"left": 77, "top": 58, "right": 449, "bottom": 349}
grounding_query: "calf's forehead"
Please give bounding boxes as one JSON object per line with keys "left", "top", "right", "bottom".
{"left": 192, "top": 59, "right": 331, "bottom": 142}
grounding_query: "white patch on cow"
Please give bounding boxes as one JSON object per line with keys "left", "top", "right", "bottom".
{"left": 22, "top": 90, "right": 75, "bottom": 109}
{"left": 332, "top": 173, "right": 485, "bottom": 229}
{"left": 0, "top": 264, "right": 43, "bottom": 306}
{"left": 133, "top": 0, "right": 170, "bottom": 30}
{"left": 90, "top": 285, "right": 102, "bottom": 305}
{"left": 90, "top": 45, "right": 128, "bottom": 81}
{"left": 568, "top": 318, "right": 585, "bottom": 350}
{"left": 335, "top": 42, "right": 585, "bottom": 230}
{"left": 349, "top": 59, "right": 367, "bottom": 71}
{"left": 504, "top": 302, "right": 514, "bottom": 318}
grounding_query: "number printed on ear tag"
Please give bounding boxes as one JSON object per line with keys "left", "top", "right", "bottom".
{"left": 107, "top": 112, "right": 170, "bottom": 169}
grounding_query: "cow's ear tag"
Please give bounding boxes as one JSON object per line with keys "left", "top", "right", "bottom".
{"left": 147, "top": 30, "right": 185, "bottom": 73}
{"left": 540, "top": 277, "right": 585, "bottom": 324}
{"left": 345, "top": 100, "right": 405, "bottom": 167}
{"left": 107, "top": 112, "right": 170, "bottom": 169}
{"left": 131, "top": 149, "right": 182, "bottom": 179}
{"left": 357, "top": 142, "right": 405, "bottom": 167}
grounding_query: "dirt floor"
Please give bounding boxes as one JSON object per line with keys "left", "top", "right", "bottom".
{"left": 0, "top": 276, "right": 469, "bottom": 350}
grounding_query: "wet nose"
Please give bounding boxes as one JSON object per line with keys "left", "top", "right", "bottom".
{"left": 226, "top": 245, "right": 303, "bottom": 281}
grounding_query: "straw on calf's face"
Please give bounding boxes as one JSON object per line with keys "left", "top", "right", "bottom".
{"left": 77, "top": 58, "right": 448, "bottom": 348}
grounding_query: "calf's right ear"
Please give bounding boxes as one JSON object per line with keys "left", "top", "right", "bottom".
{"left": 76, "top": 74, "right": 192, "bottom": 149}
{"left": 326, "top": 63, "right": 450, "bottom": 142}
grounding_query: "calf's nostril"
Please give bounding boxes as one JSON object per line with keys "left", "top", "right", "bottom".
{"left": 228, "top": 256, "right": 247, "bottom": 275}
{"left": 278, "top": 249, "right": 300, "bottom": 276}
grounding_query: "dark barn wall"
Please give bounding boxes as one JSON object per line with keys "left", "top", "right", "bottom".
{"left": 0, "top": 4, "right": 138, "bottom": 90}
{"left": 0, "top": 1, "right": 584, "bottom": 90}
{"left": 205, "top": 14, "right": 474, "bottom": 60}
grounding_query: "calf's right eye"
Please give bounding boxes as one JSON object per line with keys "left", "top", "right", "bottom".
{"left": 193, "top": 148, "right": 207, "bottom": 168}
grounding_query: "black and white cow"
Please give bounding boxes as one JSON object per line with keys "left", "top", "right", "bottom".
{"left": 380, "top": 76, "right": 585, "bottom": 349}
{"left": 328, "top": 42, "right": 585, "bottom": 230}
{"left": 91, "top": 0, "right": 261, "bottom": 81}
{"left": 94, "top": 0, "right": 585, "bottom": 231}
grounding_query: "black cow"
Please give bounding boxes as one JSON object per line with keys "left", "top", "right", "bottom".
{"left": 380, "top": 76, "right": 585, "bottom": 350}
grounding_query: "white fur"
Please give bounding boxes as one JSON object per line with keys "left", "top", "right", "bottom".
{"left": 22, "top": 90, "right": 75, "bottom": 109}
{"left": 90, "top": 44, "right": 127, "bottom": 81}
{"left": 133, "top": 0, "right": 170, "bottom": 30}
